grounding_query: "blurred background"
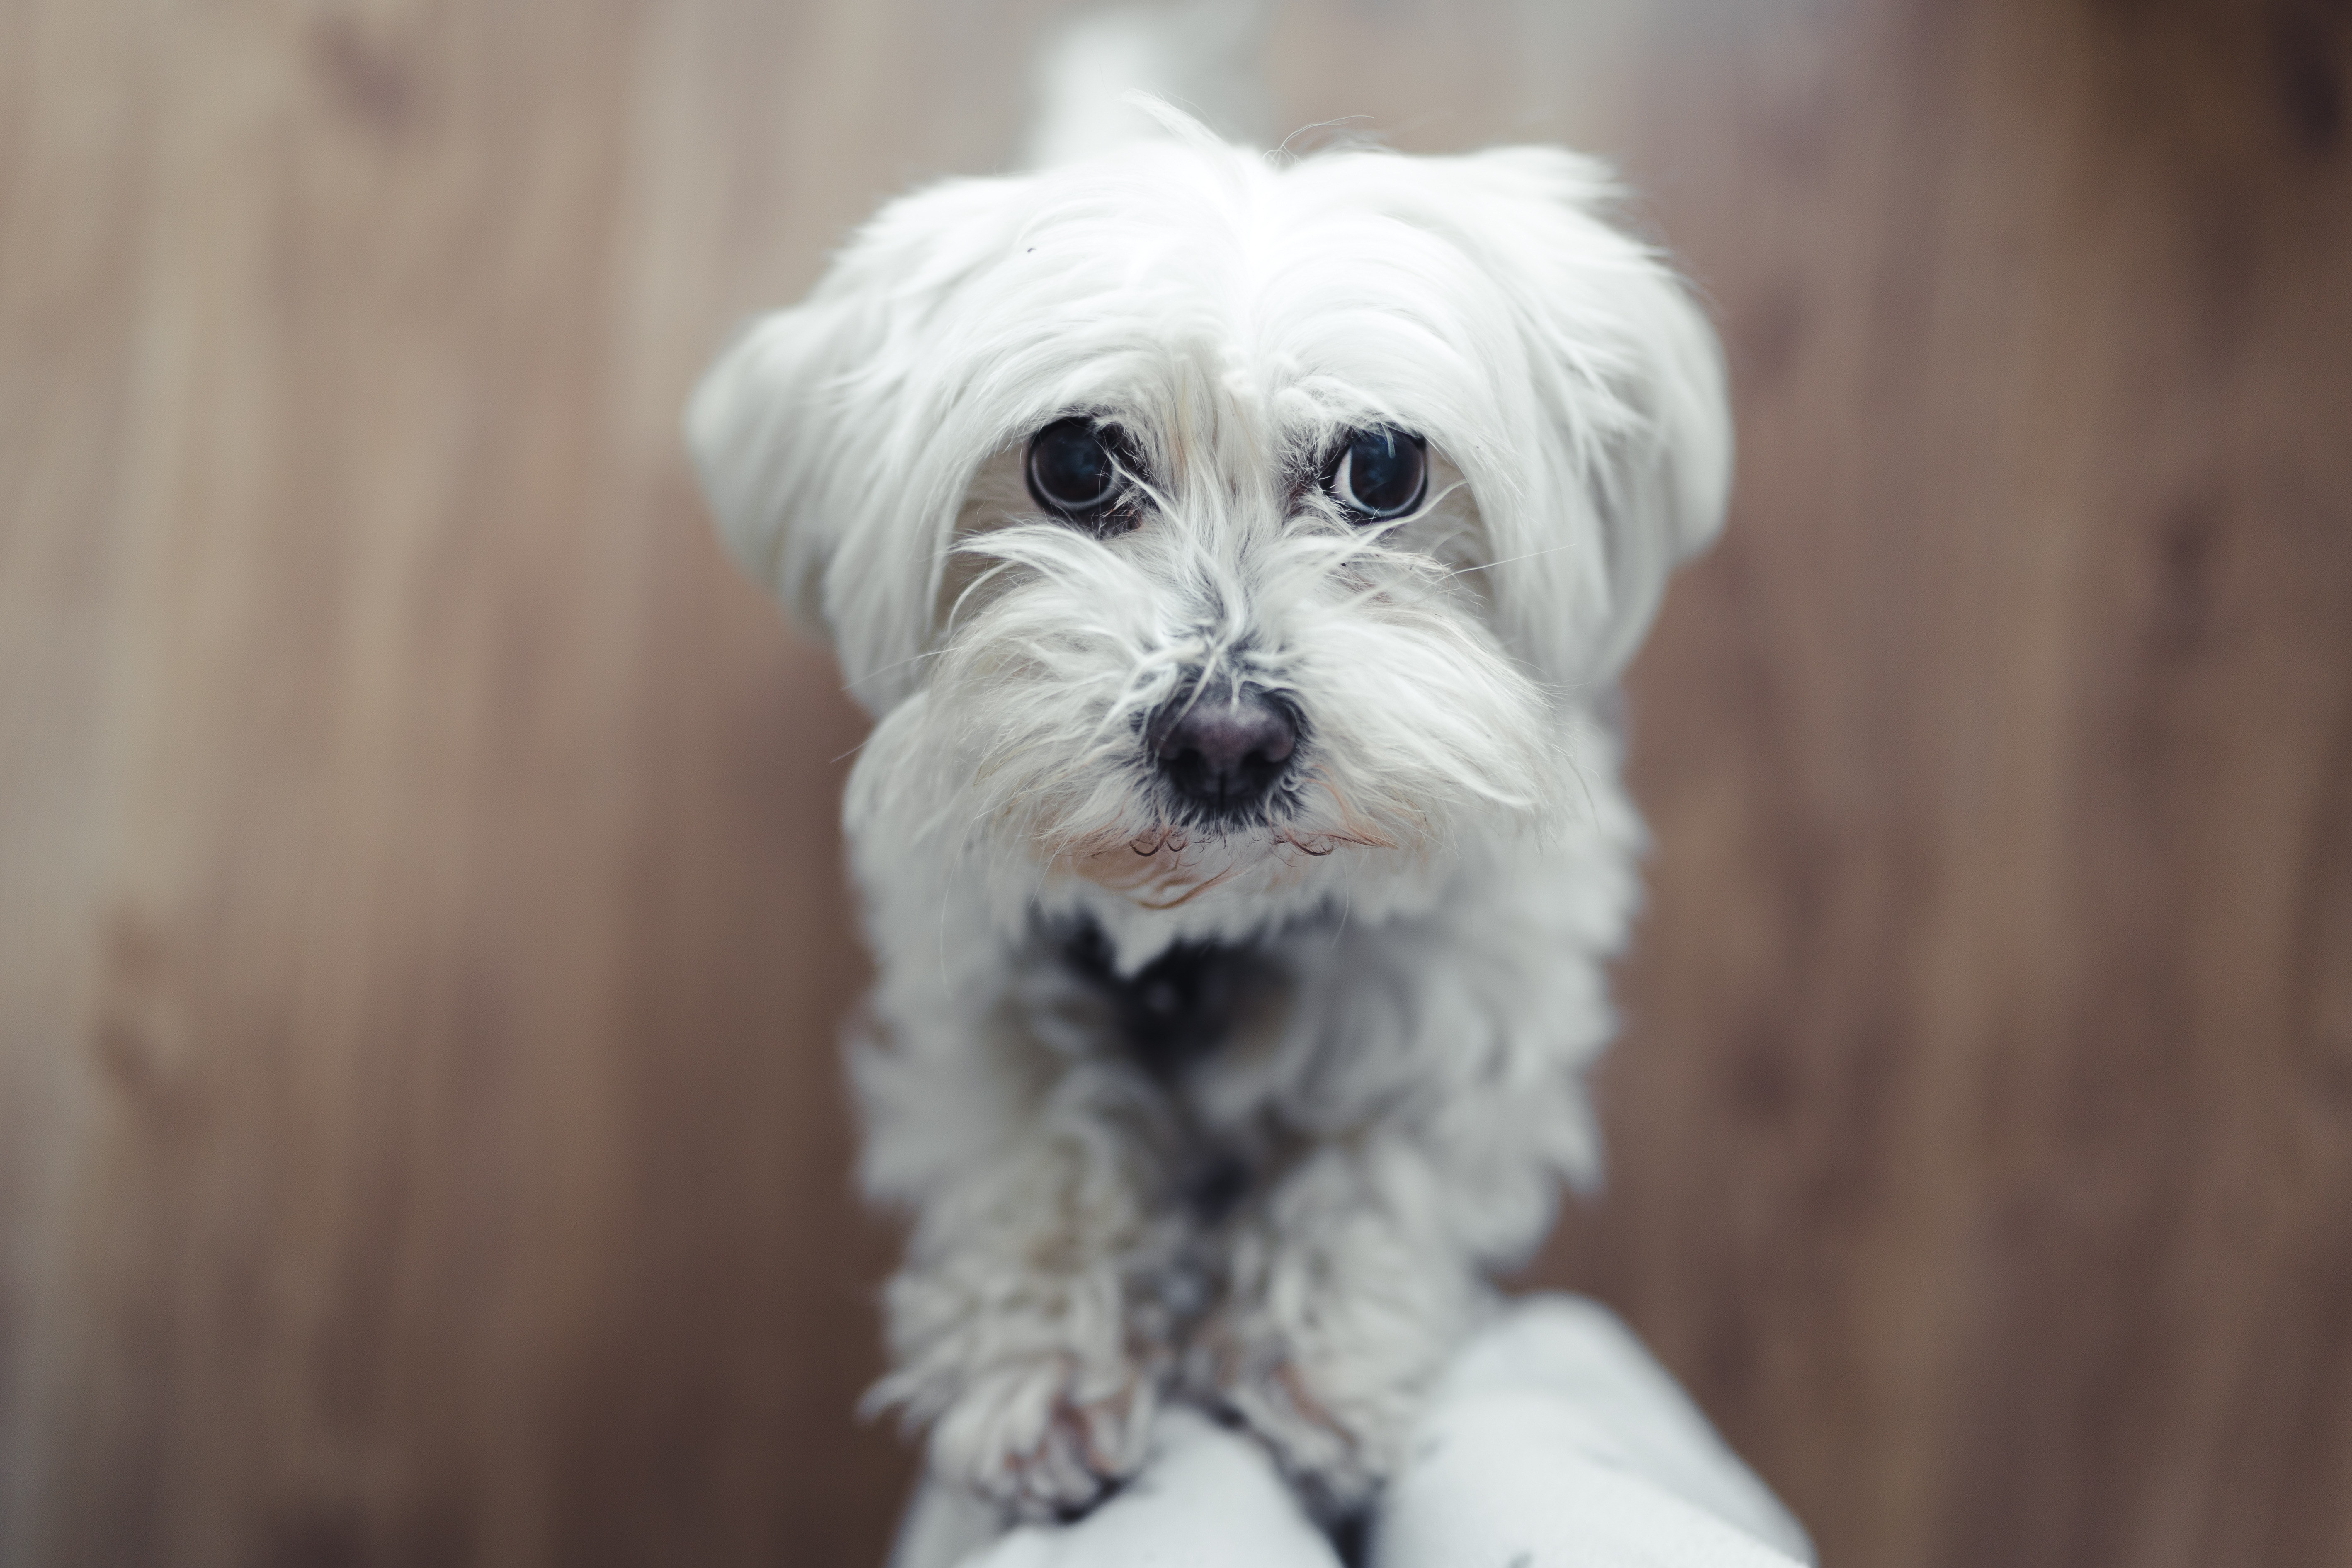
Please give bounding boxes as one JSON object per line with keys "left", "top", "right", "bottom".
{"left": 3, "top": 0, "right": 2350, "bottom": 1564}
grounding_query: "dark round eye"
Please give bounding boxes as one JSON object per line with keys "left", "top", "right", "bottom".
{"left": 1027, "top": 417, "right": 1136, "bottom": 530}
{"left": 1324, "top": 427, "right": 1428, "bottom": 522}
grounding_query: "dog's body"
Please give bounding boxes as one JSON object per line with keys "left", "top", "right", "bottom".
{"left": 688, "top": 93, "right": 1728, "bottom": 1521}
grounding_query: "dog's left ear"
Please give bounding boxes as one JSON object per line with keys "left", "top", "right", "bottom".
{"left": 1427, "top": 146, "right": 1732, "bottom": 691}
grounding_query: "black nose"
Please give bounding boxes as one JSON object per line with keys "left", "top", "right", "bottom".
{"left": 1150, "top": 689, "right": 1298, "bottom": 816}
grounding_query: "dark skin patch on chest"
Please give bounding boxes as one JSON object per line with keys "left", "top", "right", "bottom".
{"left": 1059, "top": 920, "right": 1282, "bottom": 1226}
{"left": 1058, "top": 920, "right": 1269, "bottom": 1080}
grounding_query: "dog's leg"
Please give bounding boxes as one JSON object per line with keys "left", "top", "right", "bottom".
{"left": 1180, "top": 835, "right": 1626, "bottom": 1513}
{"left": 1187, "top": 1134, "right": 1486, "bottom": 1515}
{"left": 1190, "top": 991, "right": 1600, "bottom": 1513}
{"left": 865, "top": 1048, "right": 1182, "bottom": 1519}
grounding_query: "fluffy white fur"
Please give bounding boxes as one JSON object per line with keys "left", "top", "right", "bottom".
{"left": 687, "top": 100, "right": 1728, "bottom": 1522}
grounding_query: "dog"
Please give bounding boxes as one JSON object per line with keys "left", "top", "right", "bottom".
{"left": 686, "top": 87, "right": 1728, "bottom": 1524}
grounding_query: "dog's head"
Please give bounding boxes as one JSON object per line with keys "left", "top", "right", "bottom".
{"left": 689, "top": 119, "right": 1728, "bottom": 950}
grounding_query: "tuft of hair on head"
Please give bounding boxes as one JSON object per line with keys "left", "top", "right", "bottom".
{"left": 1022, "top": 1, "right": 1272, "bottom": 169}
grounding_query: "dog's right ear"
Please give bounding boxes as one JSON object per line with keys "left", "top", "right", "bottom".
{"left": 685, "top": 304, "right": 863, "bottom": 646}
{"left": 685, "top": 179, "right": 1021, "bottom": 715}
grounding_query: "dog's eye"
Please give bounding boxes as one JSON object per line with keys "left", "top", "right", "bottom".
{"left": 1027, "top": 417, "right": 1136, "bottom": 531}
{"left": 1324, "top": 427, "right": 1428, "bottom": 522}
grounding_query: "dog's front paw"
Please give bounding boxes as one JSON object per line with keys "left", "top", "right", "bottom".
{"left": 926, "top": 1356, "right": 1158, "bottom": 1520}
{"left": 1189, "top": 1330, "right": 1418, "bottom": 1515}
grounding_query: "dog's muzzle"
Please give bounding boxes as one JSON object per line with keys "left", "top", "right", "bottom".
{"left": 1147, "top": 684, "right": 1298, "bottom": 821}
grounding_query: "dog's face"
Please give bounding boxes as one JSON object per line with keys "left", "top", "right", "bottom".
{"left": 689, "top": 127, "right": 1728, "bottom": 959}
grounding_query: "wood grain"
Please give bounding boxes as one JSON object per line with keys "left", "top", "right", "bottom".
{"left": 1, "top": 2, "right": 2347, "bottom": 1565}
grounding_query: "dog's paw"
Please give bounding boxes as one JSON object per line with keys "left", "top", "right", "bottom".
{"left": 927, "top": 1356, "right": 1158, "bottom": 1520}
{"left": 1189, "top": 1335, "right": 1415, "bottom": 1515}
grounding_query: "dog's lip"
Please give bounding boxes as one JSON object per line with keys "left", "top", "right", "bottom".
{"left": 1062, "top": 838, "right": 1242, "bottom": 908}
{"left": 1053, "top": 816, "right": 1387, "bottom": 905}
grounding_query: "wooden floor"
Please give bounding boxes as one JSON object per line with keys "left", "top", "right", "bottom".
{"left": 3, "top": 1, "right": 2348, "bottom": 1564}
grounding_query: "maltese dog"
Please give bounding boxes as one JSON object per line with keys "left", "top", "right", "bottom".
{"left": 687, "top": 95, "right": 1728, "bottom": 1523}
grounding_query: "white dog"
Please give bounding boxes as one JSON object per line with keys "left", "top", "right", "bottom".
{"left": 687, "top": 84, "right": 1728, "bottom": 1526}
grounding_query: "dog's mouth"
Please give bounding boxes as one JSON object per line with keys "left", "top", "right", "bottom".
{"left": 1054, "top": 825, "right": 1259, "bottom": 908}
{"left": 1049, "top": 780, "right": 1397, "bottom": 907}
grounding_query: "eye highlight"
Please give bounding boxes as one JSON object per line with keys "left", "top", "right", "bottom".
{"left": 1323, "top": 427, "right": 1428, "bottom": 523}
{"left": 1027, "top": 417, "right": 1141, "bottom": 534}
